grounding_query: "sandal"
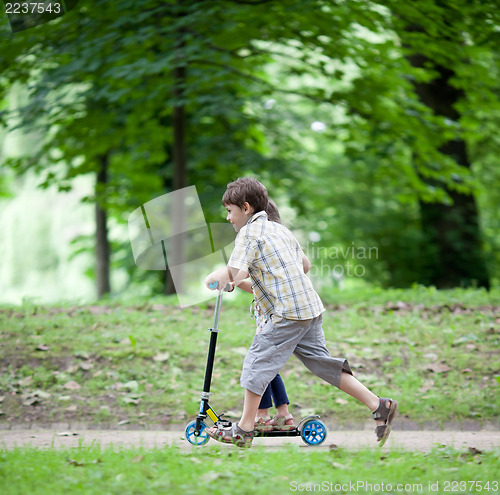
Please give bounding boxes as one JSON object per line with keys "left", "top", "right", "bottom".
{"left": 372, "top": 397, "right": 398, "bottom": 447}
{"left": 207, "top": 423, "right": 254, "bottom": 448}
{"left": 269, "top": 413, "right": 295, "bottom": 431}
{"left": 254, "top": 415, "right": 273, "bottom": 432}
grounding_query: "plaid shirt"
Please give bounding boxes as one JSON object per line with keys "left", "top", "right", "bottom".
{"left": 228, "top": 211, "right": 324, "bottom": 321}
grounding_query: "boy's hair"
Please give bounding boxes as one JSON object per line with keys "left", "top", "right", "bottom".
{"left": 222, "top": 177, "right": 268, "bottom": 213}
{"left": 266, "top": 198, "right": 282, "bottom": 223}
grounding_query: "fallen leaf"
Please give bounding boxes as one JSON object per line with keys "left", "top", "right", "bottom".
{"left": 33, "top": 389, "right": 51, "bottom": 399}
{"left": 74, "top": 351, "right": 90, "bottom": 360}
{"left": 18, "top": 376, "right": 33, "bottom": 387}
{"left": 153, "top": 352, "right": 170, "bottom": 362}
{"left": 426, "top": 363, "right": 451, "bottom": 373}
{"left": 36, "top": 344, "right": 50, "bottom": 351}
{"left": 87, "top": 306, "right": 112, "bottom": 315}
{"left": 122, "top": 380, "right": 139, "bottom": 392}
{"left": 23, "top": 396, "right": 40, "bottom": 406}
{"left": 420, "top": 380, "right": 435, "bottom": 393}
{"left": 468, "top": 447, "right": 482, "bottom": 456}
{"left": 298, "top": 408, "right": 316, "bottom": 417}
{"left": 423, "top": 353, "right": 438, "bottom": 361}
{"left": 222, "top": 410, "right": 239, "bottom": 418}
{"left": 202, "top": 472, "right": 226, "bottom": 482}
{"left": 64, "top": 380, "right": 81, "bottom": 390}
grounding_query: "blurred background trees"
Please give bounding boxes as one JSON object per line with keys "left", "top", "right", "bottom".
{"left": 0, "top": 0, "right": 498, "bottom": 302}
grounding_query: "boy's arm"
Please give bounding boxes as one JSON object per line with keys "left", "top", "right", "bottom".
{"left": 236, "top": 279, "right": 253, "bottom": 294}
{"left": 302, "top": 255, "right": 312, "bottom": 274}
{"left": 234, "top": 256, "right": 308, "bottom": 296}
{"left": 205, "top": 266, "right": 249, "bottom": 290}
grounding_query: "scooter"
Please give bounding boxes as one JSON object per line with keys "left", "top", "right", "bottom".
{"left": 185, "top": 282, "right": 327, "bottom": 446}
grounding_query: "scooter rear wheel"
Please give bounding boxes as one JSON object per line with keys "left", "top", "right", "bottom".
{"left": 185, "top": 420, "right": 210, "bottom": 446}
{"left": 300, "top": 418, "right": 327, "bottom": 446}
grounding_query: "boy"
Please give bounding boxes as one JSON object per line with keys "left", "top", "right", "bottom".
{"left": 205, "top": 177, "right": 397, "bottom": 447}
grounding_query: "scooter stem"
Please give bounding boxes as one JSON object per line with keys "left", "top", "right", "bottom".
{"left": 203, "top": 289, "right": 224, "bottom": 394}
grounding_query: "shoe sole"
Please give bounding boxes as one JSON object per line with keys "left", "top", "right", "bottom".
{"left": 378, "top": 400, "right": 398, "bottom": 447}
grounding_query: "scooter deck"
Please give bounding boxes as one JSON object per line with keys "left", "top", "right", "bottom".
{"left": 213, "top": 419, "right": 300, "bottom": 437}
{"left": 255, "top": 428, "right": 301, "bottom": 437}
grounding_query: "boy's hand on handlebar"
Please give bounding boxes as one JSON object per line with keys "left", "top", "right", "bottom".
{"left": 205, "top": 276, "right": 234, "bottom": 292}
{"left": 205, "top": 275, "right": 218, "bottom": 290}
{"left": 206, "top": 280, "right": 234, "bottom": 292}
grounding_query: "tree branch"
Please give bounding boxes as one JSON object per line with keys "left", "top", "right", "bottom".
{"left": 224, "top": 0, "right": 275, "bottom": 5}
{"left": 185, "top": 27, "right": 291, "bottom": 60}
{"left": 191, "top": 58, "right": 336, "bottom": 104}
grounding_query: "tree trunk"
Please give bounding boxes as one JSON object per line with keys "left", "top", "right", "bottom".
{"left": 165, "top": 11, "right": 188, "bottom": 295}
{"left": 409, "top": 58, "right": 490, "bottom": 289}
{"left": 96, "top": 154, "right": 111, "bottom": 298}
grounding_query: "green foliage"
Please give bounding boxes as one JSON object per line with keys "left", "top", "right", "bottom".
{"left": 1, "top": 0, "right": 499, "bottom": 293}
{"left": 0, "top": 445, "right": 499, "bottom": 495}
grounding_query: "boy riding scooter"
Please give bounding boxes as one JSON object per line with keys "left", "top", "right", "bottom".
{"left": 204, "top": 178, "right": 398, "bottom": 448}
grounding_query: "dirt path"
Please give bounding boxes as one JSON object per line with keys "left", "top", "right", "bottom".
{"left": 1, "top": 429, "right": 499, "bottom": 452}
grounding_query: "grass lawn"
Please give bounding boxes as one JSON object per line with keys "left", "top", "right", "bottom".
{"left": 1, "top": 444, "right": 499, "bottom": 495}
{"left": 0, "top": 286, "right": 499, "bottom": 428}
{"left": 1, "top": 287, "right": 499, "bottom": 495}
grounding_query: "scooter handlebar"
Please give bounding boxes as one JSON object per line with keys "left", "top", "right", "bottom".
{"left": 208, "top": 281, "right": 233, "bottom": 292}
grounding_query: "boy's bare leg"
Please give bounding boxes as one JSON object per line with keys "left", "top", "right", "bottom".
{"left": 238, "top": 389, "right": 263, "bottom": 432}
{"left": 339, "top": 371, "right": 385, "bottom": 426}
{"left": 256, "top": 408, "right": 270, "bottom": 418}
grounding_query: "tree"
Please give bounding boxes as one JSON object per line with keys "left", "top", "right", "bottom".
{"left": 388, "top": 0, "right": 497, "bottom": 288}
{"left": 0, "top": 0, "right": 290, "bottom": 297}
{"left": 253, "top": 0, "right": 499, "bottom": 287}
{"left": 2, "top": 0, "right": 499, "bottom": 294}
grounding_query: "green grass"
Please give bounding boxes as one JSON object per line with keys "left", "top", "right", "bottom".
{"left": 0, "top": 286, "right": 499, "bottom": 427}
{"left": 1, "top": 444, "right": 499, "bottom": 495}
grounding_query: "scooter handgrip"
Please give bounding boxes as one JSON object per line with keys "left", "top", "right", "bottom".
{"left": 208, "top": 281, "right": 219, "bottom": 289}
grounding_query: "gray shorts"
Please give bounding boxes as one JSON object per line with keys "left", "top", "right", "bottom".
{"left": 240, "top": 314, "right": 352, "bottom": 396}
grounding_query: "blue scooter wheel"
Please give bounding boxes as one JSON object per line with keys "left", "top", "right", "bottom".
{"left": 185, "top": 420, "right": 210, "bottom": 446}
{"left": 300, "top": 418, "right": 327, "bottom": 446}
